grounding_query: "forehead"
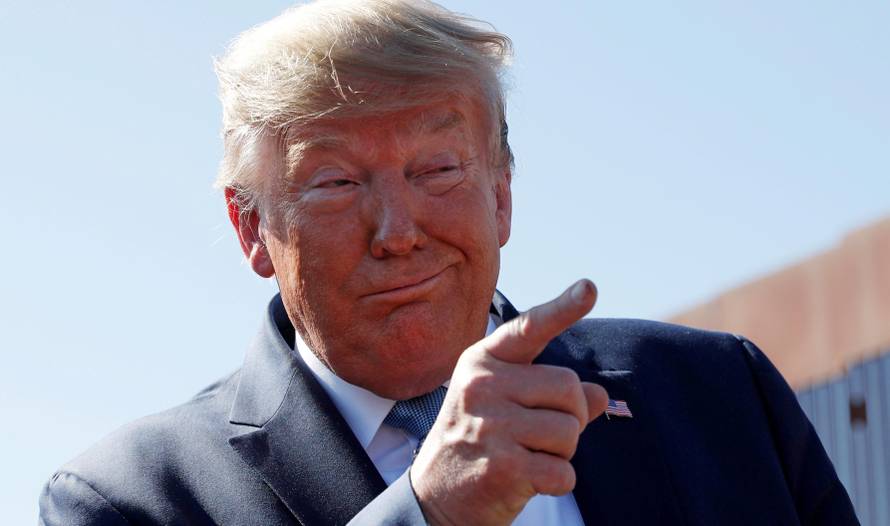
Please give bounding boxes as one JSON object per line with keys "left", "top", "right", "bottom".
{"left": 283, "top": 101, "right": 487, "bottom": 165}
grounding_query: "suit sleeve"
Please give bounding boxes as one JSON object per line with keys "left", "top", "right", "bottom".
{"left": 737, "top": 336, "right": 860, "bottom": 526}
{"left": 39, "top": 471, "right": 130, "bottom": 526}
{"left": 347, "top": 469, "right": 428, "bottom": 526}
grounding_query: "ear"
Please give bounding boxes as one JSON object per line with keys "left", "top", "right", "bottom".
{"left": 225, "top": 187, "right": 275, "bottom": 278}
{"left": 494, "top": 167, "right": 512, "bottom": 247}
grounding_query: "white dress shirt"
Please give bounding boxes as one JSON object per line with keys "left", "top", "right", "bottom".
{"left": 295, "top": 316, "right": 585, "bottom": 525}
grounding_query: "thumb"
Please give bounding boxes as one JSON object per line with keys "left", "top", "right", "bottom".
{"left": 486, "top": 279, "right": 598, "bottom": 364}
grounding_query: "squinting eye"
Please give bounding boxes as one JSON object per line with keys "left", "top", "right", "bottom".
{"left": 309, "top": 166, "right": 357, "bottom": 190}
{"left": 414, "top": 161, "right": 464, "bottom": 196}
{"left": 424, "top": 165, "right": 458, "bottom": 175}
{"left": 319, "top": 179, "right": 356, "bottom": 188}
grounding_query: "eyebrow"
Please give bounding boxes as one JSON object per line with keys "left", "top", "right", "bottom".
{"left": 283, "top": 110, "right": 468, "bottom": 173}
{"left": 291, "top": 134, "right": 349, "bottom": 153}
{"left": 283, "top": 134, "right": 348, "bottom": 174}
{"left": 408, "top": 110, "right": 467, "bottom": 136}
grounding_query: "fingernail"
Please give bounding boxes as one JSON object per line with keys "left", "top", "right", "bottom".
{"left": 571, "top": 280, "right": 591, "bottom": 304}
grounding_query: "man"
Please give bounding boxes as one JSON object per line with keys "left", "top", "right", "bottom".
{"left": 40, "top": 1, "right": 858, "bottom": 525}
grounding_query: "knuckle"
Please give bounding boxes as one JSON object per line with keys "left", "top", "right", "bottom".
{"left": 558, "top": 369, "right": 586, "bottom": 404}
{"left": 517, "top": 414, "right": 575, "bottom": 459}
{"left": 555, "top": 411, "right": 581, "bottom": 438}
{"left": 473, "top": 414, "right": 499, "bottom": 441}
{"left": 513, "top": 313, "right": 539, "bottom": 344}
{"left": 550, "top": 414, "right": 580, "bottom": 458}
{"left": 556, "top": 463, "right": 577, "bottom": 493}
{"left": 544, "top": 367, "right": 585, "bottom": 410}
{"left": 459, "top": 369, "right": 498, "bottom": 411}
{"left": 552, "top": 367, "right": 581, "bottom": 390}
{"left": 534, "top": 460, "right": 576, "bottom": 495}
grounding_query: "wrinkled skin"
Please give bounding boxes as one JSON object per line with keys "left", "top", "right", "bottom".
{"left": 229, "top": 100, "right": 511, "bottom": 399}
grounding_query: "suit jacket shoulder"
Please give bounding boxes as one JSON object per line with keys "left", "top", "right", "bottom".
{"left": 40, "top": 295, "right": 392, "bottom": 526}
{"left": 39, "top": 370, "right": 297, "bottom": 525}
{"left": 542, "top": 318, "right": 858, "bottom": 526}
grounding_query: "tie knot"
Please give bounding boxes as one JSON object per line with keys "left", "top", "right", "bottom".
{"left": 383, "top": 386, "right": 447, "bottom": 441}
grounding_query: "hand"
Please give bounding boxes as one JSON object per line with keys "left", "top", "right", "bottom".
{"left": 411, "top": 279, "right": 609, "bottom": 526}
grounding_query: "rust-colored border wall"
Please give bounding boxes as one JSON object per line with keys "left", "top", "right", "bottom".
{"left": 668, "top": 217, "right": 890, "bottom": 389}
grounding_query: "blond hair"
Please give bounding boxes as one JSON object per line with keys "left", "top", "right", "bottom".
{"left": 213, "top": 0, "right": 513, "bottom": 211}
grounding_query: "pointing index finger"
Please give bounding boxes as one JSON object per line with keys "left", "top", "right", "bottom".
{"left": 486, "top": 279, "right": 597, "bottom": 364}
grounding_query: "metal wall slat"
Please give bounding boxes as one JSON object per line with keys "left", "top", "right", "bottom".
{"left": 848, "top": 364, "right": 870, "bottom": 525}
{"left": 829, "top": 379, "right": 853, "bottom": 494}
{"left": 880, "top": 354, "right": 890, "bottom": 526}
{"left": 865, "top": 357, "right": 888, "bottom": 526}
{"left": 813, "top": 384, "right": 835, "bottom": 460}
{"left": 797, "top": 389, "right": 814, "bottom": 420}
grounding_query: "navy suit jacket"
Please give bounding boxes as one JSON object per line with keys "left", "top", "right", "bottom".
{"left": 39, "top": 293, "right": 858, "bottom": 525}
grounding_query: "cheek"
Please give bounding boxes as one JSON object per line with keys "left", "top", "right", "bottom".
{"left": 427, "top": 184, "right": 500, "bottom": 246}
{"left": 275, "top": 211, "right": 367, "bottom": 299}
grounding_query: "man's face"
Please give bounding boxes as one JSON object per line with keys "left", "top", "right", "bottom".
{"left": 238, "top": 100, "right": 512, "bottom": 399}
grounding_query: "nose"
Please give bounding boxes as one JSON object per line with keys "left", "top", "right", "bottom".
{"left": 368, "top": 177, "right": 428, "bottom": 258}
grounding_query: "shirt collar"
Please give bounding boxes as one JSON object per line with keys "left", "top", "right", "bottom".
{"left": 294, "top": 315, "right": 499, "bottom": 450}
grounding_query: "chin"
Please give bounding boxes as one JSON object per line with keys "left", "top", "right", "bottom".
{"left": 331, "top": 295, "right": 489, "bottom": 397}
{"left": 373, "top": 364, "right": 456, "bottom": 400}
{"left": 365, "top": 334, "right": 464, "bottom": 398}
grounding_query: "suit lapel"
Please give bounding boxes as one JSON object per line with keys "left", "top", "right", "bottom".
{"left": 490, "top": 288, "right": 520, "bottom": 324}
{"left": 227, "top": 295, "right": 386, "bottom": 526}
{"left": 493, "top": 293, "right": 685, "bottom": 525}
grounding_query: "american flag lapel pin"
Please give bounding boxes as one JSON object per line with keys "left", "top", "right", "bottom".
{"left": 605, "top": 398, "right": 633, "bottom": 419}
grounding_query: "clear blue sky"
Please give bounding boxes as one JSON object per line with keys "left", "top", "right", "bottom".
{"left": 1, "top": 1, "right": 888, "bottom": 522}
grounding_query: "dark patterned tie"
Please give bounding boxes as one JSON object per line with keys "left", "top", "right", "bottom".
{"left": 383, "top": 386, "right": 448, "bottom": 444}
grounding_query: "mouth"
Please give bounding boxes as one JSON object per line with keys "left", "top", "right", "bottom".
{"left": 362, "top": 266, "right": 453, "bottom": 303}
